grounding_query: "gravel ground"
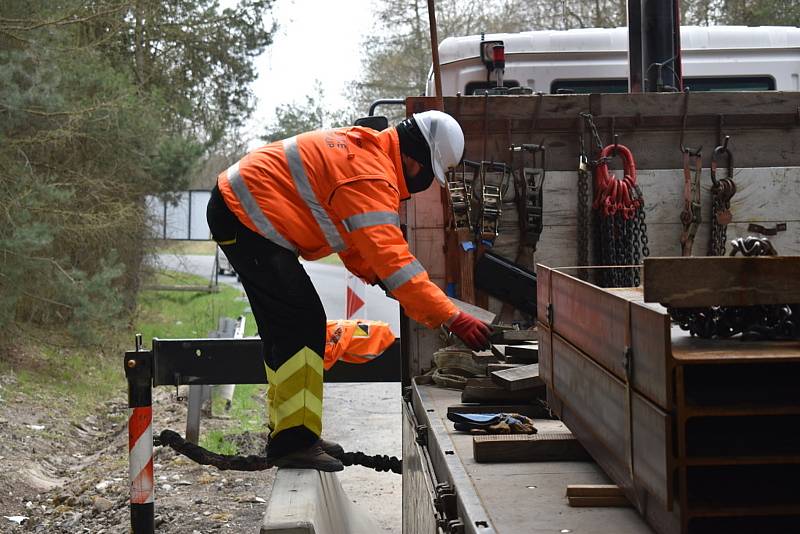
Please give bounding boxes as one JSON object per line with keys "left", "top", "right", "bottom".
{"left": 0, "top": 373, "right": 401, "bottom": 534}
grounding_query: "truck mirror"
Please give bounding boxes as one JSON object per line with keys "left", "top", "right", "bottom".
{"left": 354, "top": 116, "right": 390, "bottom": 131}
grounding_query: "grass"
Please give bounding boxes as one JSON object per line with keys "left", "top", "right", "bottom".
{"left": 0, "top": 269, "right": 267, "bottom": 454}
{"left": 135, "top": 271, "right": 258, "bottom": 339}
{"left": 0, "top": 327, "right": 128, "bottom": 419}
{"left": 135, "top": 270, "right": 266, "bottom": 454}
{"left": 202, "top": 383, "right": 269, "bottom": 455}
{"left": 152, "top": 239, "right": 217, "bottom": 256}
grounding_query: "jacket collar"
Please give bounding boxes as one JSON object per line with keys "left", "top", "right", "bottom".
{"left": 378, "top": 128, "right": 410, "bottom": 200}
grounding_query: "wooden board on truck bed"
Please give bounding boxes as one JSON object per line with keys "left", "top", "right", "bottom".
{"left": 407, "top": 380, "right": 655, "bottom": 533}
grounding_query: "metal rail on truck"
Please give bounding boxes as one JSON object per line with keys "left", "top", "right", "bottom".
{"left": 404, "top": 377, "right": 496, "bottom": 534}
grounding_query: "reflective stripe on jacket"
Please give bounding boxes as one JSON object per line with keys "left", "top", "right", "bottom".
{"left": 216, "top": 127, "right": 458, "bottom": 328}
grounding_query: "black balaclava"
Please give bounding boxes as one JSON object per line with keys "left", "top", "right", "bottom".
{"left": 396, "top": 117, "right": 435, "bottom": 193}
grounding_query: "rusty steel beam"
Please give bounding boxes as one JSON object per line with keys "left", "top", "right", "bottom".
{"left": 537, "top": 264, "right": 800, "bottom": 534}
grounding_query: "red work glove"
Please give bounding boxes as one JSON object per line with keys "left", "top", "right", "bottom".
{"left": 446, "top": 312, "right": 491, "bottom": 351}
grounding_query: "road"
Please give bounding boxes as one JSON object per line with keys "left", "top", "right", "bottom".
{"left": 156, "top": 252, "right": 401, "bottom": 334}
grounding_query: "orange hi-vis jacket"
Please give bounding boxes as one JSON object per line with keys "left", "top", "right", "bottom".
{"left": 217, "top": 127, "right": 458, "bottom": 328}
{"left": 324, "top": 319, "right": 395, "bottom": 371}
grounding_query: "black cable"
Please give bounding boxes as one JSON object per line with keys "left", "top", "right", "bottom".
{"left": 155, "top": 429, "right": 402, "bottom": 474}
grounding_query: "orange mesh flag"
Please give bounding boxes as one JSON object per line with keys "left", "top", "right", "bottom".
{"left": 324, "top": 320, "right": 395, "bottom": 370}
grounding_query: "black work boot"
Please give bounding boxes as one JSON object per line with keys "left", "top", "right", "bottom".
{"left": 318, "top": 438, "right": 344, "bottom": 458}
{"left": 269, "top": 442, "right": 344, "bottom": 472}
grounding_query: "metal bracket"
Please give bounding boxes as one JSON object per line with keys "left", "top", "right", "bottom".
{"left": 434, "top": 482, "right": 458, "bottom": 521}
{"left": 446, "top": 519, "right": 465, "bottom": 534}
{"left": 748, "top": 222, "right": 787, "bottom": 236}
{"left": 415, "top": 424, "right": 428, "bottom": 446}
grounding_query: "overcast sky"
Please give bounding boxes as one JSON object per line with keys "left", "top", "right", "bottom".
{"left": 243, "top": 0, "right": 375, "bottom": 146}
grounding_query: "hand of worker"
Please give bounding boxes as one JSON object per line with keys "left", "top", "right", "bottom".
{"left": 445, "top": 312, "right": 491, "bottom": 351}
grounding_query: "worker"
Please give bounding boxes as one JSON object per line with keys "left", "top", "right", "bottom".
{"left": 206, "top": 110, "right": 491, "bottom": 471}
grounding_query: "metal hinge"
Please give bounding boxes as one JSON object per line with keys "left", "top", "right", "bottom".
{"left": 415, "top": 424, "right": 428, "bottom": 446}
{"left": 446, "top": 519, "right": 465, "bottom": 534}
{"left": 434, "top": 482, "right": 457, "bottom": 521}
{"left": 622, "top": 346, "right": 633, "bottom": 381}
{"left": 546, "top": 303, "right": 554, "bottom": 327}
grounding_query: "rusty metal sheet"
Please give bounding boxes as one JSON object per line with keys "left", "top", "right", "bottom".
{"left": 630, "top": 302, "right": 673, "bottom": 410}
{"left": 670, "top": 326, "right": 800, "bottom": 364}
{"left": 537, "top": 324, "right": 553, "bottom": 392}
{"left": 551, "top": 334, "right": 629, "bottom": 486}
{"left": 551, "top": 269, "right": 629, "bottom": 381}
{"left": 632, "top": 393, "right": 673, "bottom": 510}
{"left": 550, "top": 334, "right": 673, "bottom": 510}
{"left": 536, "top": 264, "right": 552, "bottom": 322}
{"left": 643, "top": 257, "right": 800, "bottom": 308}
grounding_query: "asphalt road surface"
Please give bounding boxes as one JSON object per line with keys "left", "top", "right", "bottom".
{"left": 156, "top": 252, "right": 401, "bottom": 335}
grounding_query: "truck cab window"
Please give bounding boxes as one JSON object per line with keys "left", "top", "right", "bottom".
{"left": 683, "top": 76, "right": 775, "bottom": 92}
{"left": 550, "top": 79, "right": 628, "bottom": 94}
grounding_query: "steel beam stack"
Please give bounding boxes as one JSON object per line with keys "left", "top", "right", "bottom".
{"left": 536, "top": 259, "right": 800, "bottom": 534}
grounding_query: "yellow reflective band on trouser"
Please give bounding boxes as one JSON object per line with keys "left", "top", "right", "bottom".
{"left": 264, "top": 347, "right": 324, "bottom": 438}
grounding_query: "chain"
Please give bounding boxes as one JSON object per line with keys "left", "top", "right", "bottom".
{"left": 584, "top": 111, "right": 650, "bottom": 288}
{"left": 708, "top": 142, "right": 735, "bottom": 256}
{"left": 709, "top": 193, "right": 725, "bottom": 256}
{"left": 668, "top": 237, "right": 798, "bottom": 340}
{"left": 577, "top": 128, "right": 591, "bottom": 268}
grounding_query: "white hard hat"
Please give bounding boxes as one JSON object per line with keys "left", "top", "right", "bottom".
{"left": 413, "top": 110, "right": 465, "bottom": 186}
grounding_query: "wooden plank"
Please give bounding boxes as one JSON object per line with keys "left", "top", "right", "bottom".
{"left": 486, "top": 363, "right": 522, "bottom": 374}
{"left": 473, "top": 432, "right": 590, "bottom": 463}
{"left": 568, "top": 495, "right": 632, "bottom": 508}
{"left": 533, "top": 220, "right": 800, "bottom": 273}
{"left": 449, "top": 297, "right": 496, "bottom": 324}
{"left": 566, "top": 484, "right": 624, "bottom": 498}
{"left": 427, "top": 92, "right": 800, "bottom": 123}
{"left": 490, "top": 364, "right": 542, "bottom": 391}
{"left": 461, "top": 377, "right": 546, "bottom": 404}
{"left": 504, "top": 343, "right": 539, "bottom": 364}
{"left": 414, "top": 92, "right": 800, "bottom": 170}
{"left": 490, "top": 344, "right": 507, "bottom": 360}
{"left": 491, "top": 329, "right": 539, "bottom": 343}
{"left": 643, "top": 256, "right": 800, "bottom": 307}
{"left": 540, "top": 168, "right": 800, "bottom": 227}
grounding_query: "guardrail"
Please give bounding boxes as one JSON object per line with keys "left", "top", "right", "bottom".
{"left": 123, "top": 333, "right": 401, "bottom": 533}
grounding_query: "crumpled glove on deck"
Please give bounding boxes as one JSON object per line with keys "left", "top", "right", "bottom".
{"left": 447, "top": 412, "right": 537, "bottom": 435}
{"left": 446, "top": 311, "right": 491, "bottom": 351}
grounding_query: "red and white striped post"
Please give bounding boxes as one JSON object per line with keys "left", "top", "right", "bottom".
{"left": 125, "top": 334, "right": 154, "bottom": 534}
{"left": 346, "top": 271, "right": 367, "bottom": 319}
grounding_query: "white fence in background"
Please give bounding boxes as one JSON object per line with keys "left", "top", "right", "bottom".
{"left": 146, "top": 190, "right": 211, "bottom": 241}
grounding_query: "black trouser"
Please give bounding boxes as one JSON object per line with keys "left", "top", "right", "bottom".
{"left": 206, "top": 185, "right": 325, "bottom": 459}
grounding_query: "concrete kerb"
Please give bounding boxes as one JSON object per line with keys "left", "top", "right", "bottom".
{"left": 261, "top": 468, "right": 380, "bottom": 534}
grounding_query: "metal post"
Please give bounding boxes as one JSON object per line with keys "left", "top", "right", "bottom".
{"left": 627, "top": 0, "right": 643, "bottom": 92}
{"left": 427, "top": 0, "right": 443, "bottom": 110}
{"left": 629, "top": 0, "right": 683, "bottom": 93}
{"left": 125, "top": 334, "right": 154, "bottom": 534}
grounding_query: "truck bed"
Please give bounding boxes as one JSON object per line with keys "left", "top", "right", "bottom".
{"left": 404, "top": 379, "right": 655, "bottom": 533}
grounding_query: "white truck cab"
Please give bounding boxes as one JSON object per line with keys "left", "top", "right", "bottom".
{"left": 427, "top": 26, "right": 800, "bottom": 95}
